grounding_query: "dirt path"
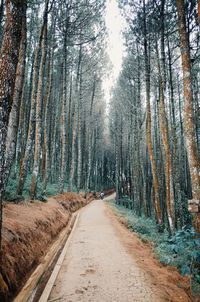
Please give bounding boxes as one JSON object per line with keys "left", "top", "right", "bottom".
{"left": 48, "top": 195, "right": 192, "bottom": 302}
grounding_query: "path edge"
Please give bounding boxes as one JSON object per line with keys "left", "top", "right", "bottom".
{"left": 38, "top": 212, "right": 80, "bottom": 302}
{"left": 13, "top": 212, "right": 80, "bottom": 302}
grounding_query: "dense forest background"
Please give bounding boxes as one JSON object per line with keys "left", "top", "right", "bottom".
{"left": 0, "top": 0, "right": 112, "bottom": 205}
{"left": 110, "top": 0, "right": 200, "bottom": 235}
{"left": 0, "top": 0, "right": 200, "bottom": 242}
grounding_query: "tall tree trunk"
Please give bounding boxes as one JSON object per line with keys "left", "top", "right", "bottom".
{"left": 167, "top": 37, "right": 184, "bottom": 227}
{"left": 30, "top": 0, "right": 49, "bottom": 198}
{"left": 51, "top": 70, "right": 62, "bottom": 184}
{"left": 77, "top": 87, "right": 82, "bottom": 192}
{"left": 68, "top": 43, "right": 82, "bottom": 192}
{"left": 4, "top": 11, "right": 27, "bottom": 187}
{"left": 68, "top": 105, "right": 77, "bottom": 192}
{"left": 156, "top": 2, "right": 175, "bottom": 232}
{"left": 143, "top": 0, "right": 162, "bottom": 228}
{"left": 157, "top": 78, "right": 175, "bottom": 232}
{"left": 42, "top": 49, "right": 54, "bottom": 194}
{"left": 17, "top": 55, "right": 34, "bottom": 168}
{"left": 86, "top": 79, "right": 96, "bottom": 192}
{"left": 66, "top": 72, "right": 72, "bottom": 179}
{"left": 59, "top": 60, "right": 67, "bottom": 193}
{"left": 76, "top": 45, "right": 83, "bottom": 192}
{"left": 59, "top": 12, "right": 70, "bottom": 193}
{"left": 115, "top": 132, "right": 120, "bottom": 203}
{"left": 0, "top": 0, "right": 25, "bottom": 256}
{"left": 16, "top": 46, "right": 39, "bottom": 195}
{"left": 176, "top": 0, "right": 200, "bottom": 233}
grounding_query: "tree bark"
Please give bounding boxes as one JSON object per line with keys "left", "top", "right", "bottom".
{"left": 143, "top": 0, "right": 163, "bottom": 228}
{"left": 76, "top": 45, "right": 83, "bottom": 192}
{"left": 156, "top": 2, "right": 175, "bottom": 233}
{"left": 68, "top": 104, "right": 77, "bottom": 192}
{"left": 4, "top": 10, "right": 27, "bottom": 187}
{"left": 42, "top": 49, "right": 54, "bottom": 194}
{"left": 86, "top": 79, "right": 96, "bottom": 192}
{"left": 30, "top": 0, "right": 49, "bottom": 198}
{"left": 16, "top": 46, "right": 39, "bottom": 195}
{"left": 0, "top": 0, "right": 25, "bottom": 253}
{"left": 176, "top": 0, "right": 200, "bottom": 233}
{"left": 0, "top": 0, "right": 4, "bottom": 46}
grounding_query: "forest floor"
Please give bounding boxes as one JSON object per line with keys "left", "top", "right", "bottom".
{"left": 49, "top": 194, "right": 193, "bottom": 302}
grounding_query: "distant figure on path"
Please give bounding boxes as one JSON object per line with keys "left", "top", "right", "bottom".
{"left": 100, "top": 191, "right": 104, "bottom": 200}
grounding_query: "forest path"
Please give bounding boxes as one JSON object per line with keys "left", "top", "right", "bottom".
{"left": 48, "top": 194, "right": 190, "bottom": 302}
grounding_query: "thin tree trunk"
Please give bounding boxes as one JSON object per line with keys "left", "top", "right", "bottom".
{"left": 59, "top": 13, "right": 70, "bottom": 193}
{"left": 115, "top": 133, "right": 120, "bottom": 203}
{"left": 76, "top": 44, "right": 83, "bottom": 192}
{"left": 59, "top": 60, "right": 67, "bottom": 193}
{"left": 42, "top": 49, "right": 54, "bottom": 194}
{"left": 156, "top": 14, "right": 175, "bottom": 232}
{"left": 167, "top": 37, "right": 184, "bottom": 227}
{"left": 16, "top": 46, "right": 39, "bottom": 195}
{"left": 77, "top": 66, "right": 83, "bottom": 192}
{"left": 143, "top": 0, "right": 163, "bottom": 228}
{"left": 30, "top": 0, "right": 49, "bottom": 198}
{"left": 158, "top": 79, "right": 175, "bottom": 232}
{"left": 86, "top": 79, "right": 96, "bottom": 192}
{"left": 4, "top": 11, "right": 27, "bottom": 187}
{"left": 68, "top": 105, "right": 77, "bottom": 192}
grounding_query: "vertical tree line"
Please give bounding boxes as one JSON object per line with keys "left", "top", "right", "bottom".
{"left": 110, "top": 0, "right": 200, "bottom": 234}
{"left": 0, "top": 0, "right": 113, "bottom": 208}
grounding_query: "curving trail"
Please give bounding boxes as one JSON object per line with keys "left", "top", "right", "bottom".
{"left": 48, "top": 194, "right": 191, "bottom": 302}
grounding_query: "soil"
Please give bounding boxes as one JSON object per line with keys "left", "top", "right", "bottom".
{"left": 48, "top": 195, "right": 194, "bottom": 302}
{"left": 0, "top": 192, "right": 94, "bottom": 302}
{"left": 106, "top": 203, "right": 195, "bottom": 302}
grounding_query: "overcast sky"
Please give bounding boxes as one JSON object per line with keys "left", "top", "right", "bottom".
{"left": 103, "top": 0, "right": 125, "bottom": 103}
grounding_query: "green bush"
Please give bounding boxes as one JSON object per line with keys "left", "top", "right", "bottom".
{"left": 108, "top": 198, "right": 200, "bottom": 284}
{"left": 5, "top": 172, "right": 69, "bottom": 200}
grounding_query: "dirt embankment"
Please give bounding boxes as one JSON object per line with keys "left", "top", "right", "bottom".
{"left": 0, "top": 192, "right": 94, "bottom": 302}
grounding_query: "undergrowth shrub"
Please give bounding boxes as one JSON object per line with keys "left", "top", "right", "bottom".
{"left": 5, "top": 172, "right": 70, "bottom": 200}
{"left": 108, "top": 198, "right": 200, "bottom": 290}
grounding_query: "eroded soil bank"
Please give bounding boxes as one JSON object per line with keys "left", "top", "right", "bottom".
{"left": 0, "top": 192, "right": 94, "bottom": 302}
